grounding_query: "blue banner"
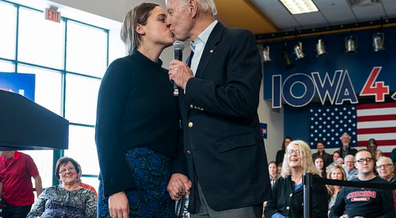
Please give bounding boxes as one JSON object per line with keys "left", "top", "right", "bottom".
{"left": 263, "top": 26, "right": 396, "bottom": 108}
{"left": 0, "top": 72, "right": 35, "bottom": 101}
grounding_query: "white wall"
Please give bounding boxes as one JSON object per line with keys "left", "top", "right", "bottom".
{"left": 258, "top": 81, "right": 284, "bottom": 162}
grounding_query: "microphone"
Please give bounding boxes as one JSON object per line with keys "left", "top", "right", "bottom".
{"left": 173, "top": 40, "right": 184, "bottom": 96}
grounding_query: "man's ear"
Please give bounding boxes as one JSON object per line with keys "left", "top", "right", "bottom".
{"left": 135, "top": 23, "right": 145, "bottom": 35}
{"left": 189, "top": 0, "right": 198, "bottom": 17}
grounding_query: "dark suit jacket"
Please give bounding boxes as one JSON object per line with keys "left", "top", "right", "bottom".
{"left": 312, "top": 150, "right": 333, "bottom": 167}
{"left": 172, "top": 22, "right": 272, "bottom": 212}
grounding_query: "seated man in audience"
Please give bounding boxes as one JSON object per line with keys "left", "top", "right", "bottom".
{"left": 338, "top": 133, "right": 357, "bottom": 158}
{"left": 312, "top": 140, "right": 333, "bottom": 167}
{"left": 329, "top": 149, "right": 395, "bottom": 218}
{"left": 343, "top": 155, "right": 358, "bottom": 181}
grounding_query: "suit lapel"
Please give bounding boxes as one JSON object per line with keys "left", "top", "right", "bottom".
{"left": 195, "top": 22, "right": 224, "bottom": 78}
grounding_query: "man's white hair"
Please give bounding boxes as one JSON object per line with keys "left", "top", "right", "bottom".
{"left": 165, "top": 0, "right": 217, "bottom": 16}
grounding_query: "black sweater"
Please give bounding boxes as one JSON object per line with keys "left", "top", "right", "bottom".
{"left": 329, "top": 176, "right": 395, "bottom": 218}
{"left": 265, "top": 175, "right": 328, "bottom": 218}
{"left": 95, "top": 50, "right": 181, "bottom": 196}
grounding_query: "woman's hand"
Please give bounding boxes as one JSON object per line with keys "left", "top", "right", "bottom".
{"left": 109, "top": 192, "right": 129, "bottom": 218}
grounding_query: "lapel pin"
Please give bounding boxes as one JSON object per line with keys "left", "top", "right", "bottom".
{"left": 210, "top": 49, "right": 214, "bottom": 53}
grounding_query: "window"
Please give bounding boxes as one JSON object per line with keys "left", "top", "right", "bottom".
{"left": 0, "top": 0, "right": 117, "bottom": 190}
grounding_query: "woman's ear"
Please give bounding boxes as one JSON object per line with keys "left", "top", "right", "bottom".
{"left": 135, "top": 23, "right": 145, "bottom": 35}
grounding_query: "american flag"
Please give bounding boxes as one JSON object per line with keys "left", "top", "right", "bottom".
{"left": 309, "top": 104, "right": 358, "bottom": 149}
{"left": 356, "top": 102, "right": 396, "bottom": 155}
{"left": 309, "top": 102, "right": 396, "bottom": 156}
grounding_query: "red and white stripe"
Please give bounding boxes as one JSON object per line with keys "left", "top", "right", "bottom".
{"left": 356, "top": 102, "right": 396, "bottom": 156}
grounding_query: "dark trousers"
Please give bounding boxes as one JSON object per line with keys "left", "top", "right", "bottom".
{"left": 2, "top": 204, "right": 31, "bottom": 218}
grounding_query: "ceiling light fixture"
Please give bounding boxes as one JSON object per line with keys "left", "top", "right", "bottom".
{"left": 316, "top": 38, "right": 327, "bottom": 57}
{"left": 345, "top": 35, "right": 358, "bottom": 53}
{"left": 294, "top": 42, "right": 305, "bottom": 60}
{"left": 279, "top": 0, "right": 319, "bottom": 15}
{"left": 262, "top": 45, "right": 272, "bottom": 62}
{"left": 282, "top": 43, "right": 294, "bottom": 69}
{"left": 372, "top": 32, "right": 385, "bottom": 52}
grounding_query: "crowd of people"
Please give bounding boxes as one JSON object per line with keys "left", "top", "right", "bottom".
{"left": 264, "top": 134, "right": 396, "bottom": 218}
{"left": 2, "top": 0, "right": 396, "bottom": 217}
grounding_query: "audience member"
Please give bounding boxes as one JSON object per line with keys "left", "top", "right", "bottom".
{"left": 268, "top": 161, "right": 280, "bottom": 186}
{"left": 376, "top": 149, "right": 383, "bottom": 160}
{"left": 277, "top": 163, "right": 283, "bottom": 175}
{"left": 276, "top": 137, "right": 293, "bottom": 165}
{"left": 312, "top": 140, "right": 333, "bottom": 167}
{"left": 338, "top": 133, "right": 357, "bottom": 158}
{"left": 343, "top": 155, "right": 358, "bottom": 181}
{"left": 377, "top": 156, "right": 396, "bottom": 184}
{"left": 326, "top": 165, "right": 347, "bottom": 211}
{"left": 0, "top": 150, "right": 43, "bottom": 218}
{"left": 77, "top": 170, "right": 97, "bottom": 196}
{"left": 314, "top": 156, "right": 326, "bottom": 178}
{"left": 367, "top": 138, "right": 378, "bottom": 157}
{"left": 263, "top": 161, "right": 280, "bottom": 218}
{"left": 265, "top": 140, "right": 328, "bottom": 218}
{"left": 329, "top": 149, "right": 395, "bottom": 218}
{"left": 390, "top": 147, "right": 396, "bottom": 163}
{"left": 376, "top": 156, "right": 396, "bottom": 211}
{"left": 27, "top": 157, "right": 96, "bottom": 218}
{"left": 95, "top": 3, "right": 182, "bottom": 218}
{"left": 327, "top": 151, "right": 343, "bottom": 170}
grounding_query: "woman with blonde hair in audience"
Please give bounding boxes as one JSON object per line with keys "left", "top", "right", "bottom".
{"left": 326, "top": 165, "right": 347, "bottom": 211}
{"left": 265, "top": 140, "right": 328, "bottom": 218}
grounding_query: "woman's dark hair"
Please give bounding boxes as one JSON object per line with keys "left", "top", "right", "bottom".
{"left": 120, "top": 3, "right": 159, "bottom": 54}
{"left": 316, "top": 140, "right": 326, "bottom": 147}
{"left": 367, "top": 138, "right": 378, "bottom": 149}
{"left": 314, "top": 156, "right": 326, "bottom": 178}
{"left": 281, "top": 136, "right": 293, "bottom": 150}
{"left": 55, "top": 156, "right": 81, "bottom": 180}
{"left": 268, "top": 161, "right": 277, "bottom": 167}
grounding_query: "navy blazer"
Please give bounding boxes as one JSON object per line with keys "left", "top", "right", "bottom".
{"left": 172, "top": 22, "right": 272, "bottom": 212}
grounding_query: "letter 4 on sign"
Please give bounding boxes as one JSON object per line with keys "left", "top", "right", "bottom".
{"left": 45, "top": 7, "right": 61, "bottom": 23}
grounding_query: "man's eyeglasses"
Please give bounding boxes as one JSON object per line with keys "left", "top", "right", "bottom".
{"left": 355, "top": 157, "right": 373, "bottom": 163}
{"left": 377, "top": 163, "right": 393, "bottom": 169}
{"left": 287, "top": 149, "right": 301, "bottom": 155}
{"left": 59, "top": 167, "right": 76, "bottom": 175}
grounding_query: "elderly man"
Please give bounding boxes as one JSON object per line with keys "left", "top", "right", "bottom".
{"left": 338, "top": 133, "right": 357, "bottom": 158}
{"left": 165, "top": 0, "right": 272, "bottom": 217}
{"left": 377, "top": 156, "right": 396, "bottom": 184}
{"left": 329, "top": 149, "right": 395, "bottom": 218}
{"left": 343, "top": 155, "right": 358, "bottom": 181}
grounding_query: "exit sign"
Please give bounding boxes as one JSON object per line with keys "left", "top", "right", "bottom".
{"left": 45, "top": 8, "right": 61, "bottom": 23}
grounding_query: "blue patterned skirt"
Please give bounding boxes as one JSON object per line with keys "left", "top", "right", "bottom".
{"left": 98, "top": 147, "right": 175, "bottom": 218}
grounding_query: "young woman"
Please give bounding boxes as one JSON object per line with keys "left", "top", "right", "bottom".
{"left": 326, "top": 165, "right": 346, "bottom": 211}
{"left": 314, "top": 156, "right": 326, "bottom": 178}
{"left": 95, "top": 3, "right": 182, "bottom": 218}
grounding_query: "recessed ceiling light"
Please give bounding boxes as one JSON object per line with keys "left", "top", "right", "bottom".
{"left": 279, "top": 0, "right": 319, "bottom": 15}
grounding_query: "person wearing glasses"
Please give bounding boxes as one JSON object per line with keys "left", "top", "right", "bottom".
{"left": 377, "top": 156, "right": 396, "bottom": 184}
{"left": 264, "top": 140, "right": 328, "bottom": 218}
{"left": 27, "top": 157, "right": 97, "bottom": 218}
{"left": 329, "top": 149, "right": 395, "bottom": 218}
